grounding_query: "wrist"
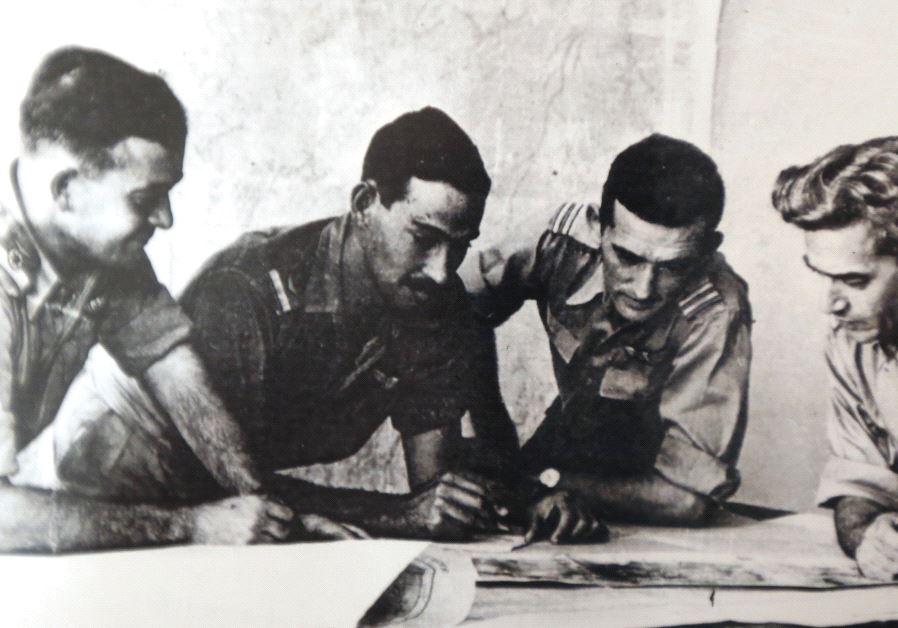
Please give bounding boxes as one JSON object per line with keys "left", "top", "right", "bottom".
{"left": 169, "top": 505, "right": 196, "bottom": 543}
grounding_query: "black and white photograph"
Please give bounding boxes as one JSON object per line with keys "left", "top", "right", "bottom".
{"left": 0, "top": 1, "right": 897, "bottom": 626}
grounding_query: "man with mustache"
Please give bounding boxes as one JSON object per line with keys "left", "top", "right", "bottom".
{"left": 48, "top": 107, "right": 600, "bottom": 541}
{"left": 0, "top": 47, "right": 301, "bottom": 552}
{"left": 773, "top": 136, "right": 898, "bottom": 580}
{"left": 464, "top": 134, "right": 752, "bottom": 527}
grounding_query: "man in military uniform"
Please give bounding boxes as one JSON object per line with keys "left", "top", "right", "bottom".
{"left": 0, "top": 48, "right": 309, "bottom": 552}
{"left": 463, "top": 134, "right": 752, "bottom": 526}
{"left": 48, "top": 107, "right": 601, "bottom": 542}
{"left": 773, "top": 136, "right": 898, "bottom": 580}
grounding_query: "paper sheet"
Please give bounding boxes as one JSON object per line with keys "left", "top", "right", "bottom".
{"left": 445, "top": 512, "right": 879, "bottom": 588}
{"left": 0, "top": 540, "right": 429, "bottom": 628}
{"left": 466, "top": 586, "right": 898, "bottom": 627}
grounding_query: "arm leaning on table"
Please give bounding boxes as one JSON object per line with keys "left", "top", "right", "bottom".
{"left": 818, "top": 331, "right": 898, "bottom": 580}
{"left": 0, "top": 285, "right": 291, "bottom": 552}
{"left": 462, "top": 211, "right": 751, "bottom": 528}
{"left": 548, "top": 296, "right": 751, "bottom": 526}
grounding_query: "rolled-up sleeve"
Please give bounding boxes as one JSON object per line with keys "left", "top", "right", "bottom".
{"left": 815, "top": 340, "right": 898, "bottom": 510}
{"left": 459, "top": 210, "right": 556, "bottom": 327}
{"left": 97, "top": 257, "right": 192, "bottom": 375}
{"left": 654, "top": 304, "right": 751, "bottom": 500}
{"left": 0, "top": 292, "right": 19, "bottom": 477}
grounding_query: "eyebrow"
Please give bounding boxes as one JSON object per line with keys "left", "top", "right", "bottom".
{"left": 802, "top": 255, "right": 871, "bottom": 281}
{"left": 612, "top": 243, "right": 695, "bottom": 268}
{"left": 411, "top": 219, "right": 479, "bottom": 243}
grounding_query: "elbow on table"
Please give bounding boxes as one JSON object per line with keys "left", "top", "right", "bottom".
{"left": 669, "top": 492, "right": 712, "bottom": 526}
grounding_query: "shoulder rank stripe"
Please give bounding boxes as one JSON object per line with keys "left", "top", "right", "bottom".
{"left": 560, "top": 203, "right": 584, "bottom": 235}
{"left": 268, "top": 269, "right": 293, "bottom": 314}
{"left": 678, "top": 279, "right": 722, "bottom": 319}
{"left": 549, "top": 202, "right": 581, "bottom": 234}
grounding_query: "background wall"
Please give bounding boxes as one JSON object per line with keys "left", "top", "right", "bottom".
{"left": 4, "top": 1, "right": 892, "bottom": 508}
{"left": 712, "top": 0, "right": 898, "bottom": 509}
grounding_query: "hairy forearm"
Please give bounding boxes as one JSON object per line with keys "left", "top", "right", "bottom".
{"left": 558, "top": 471, "right": 711, "bottom": 525}
{"left": 144, "top": 345, "right": 262, "bottom": 494}
{"left": 834, "top": 496, "right": 890, "bottom": 558}
{"left": 0, "top": 484, "right": 189, "bottom": 553}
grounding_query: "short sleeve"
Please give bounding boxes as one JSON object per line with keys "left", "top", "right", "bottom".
{"left": 179, "top": 268, "right": 271, "bottom": 438}
{"left": 815, "top": 336, "right": 898, "bottom": 510}
{"left": 0, "top": 290, "right": 20, "bottom": 476}
{"left": 460, "top": 202, "right": 579, "bottom": 326}
{"left": 96, "top": 256, "right": 192, "bottom": 375}
{"left": 654, "top": 302, "right": 751, "bottom": 500}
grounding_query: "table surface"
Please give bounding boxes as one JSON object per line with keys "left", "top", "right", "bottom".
{"left": 429, "top": 507, "right": 898, "bottom": 626}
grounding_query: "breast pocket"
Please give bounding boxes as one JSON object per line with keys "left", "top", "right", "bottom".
{"left": 598, "top": 348, "right": 665, "bottom": 401}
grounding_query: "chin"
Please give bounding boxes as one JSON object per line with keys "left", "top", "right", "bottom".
{"left": 843, "top": 326, "right": 879, "bottom": 343}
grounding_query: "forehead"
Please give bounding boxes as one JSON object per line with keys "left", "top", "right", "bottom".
{"left": 100, "top": 137, "right": 183, "bottom": 182}
{"left": 398, "top": 177, "right": 482, "bottom": 237}
{"left": 804, "top": 221, "right": 878, "bottom": 274}
{"left": 605, "top": 200, "right": 706, "bottom": 262}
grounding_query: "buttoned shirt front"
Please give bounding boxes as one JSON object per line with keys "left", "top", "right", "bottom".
{"left": 0, "top": 162, "right": 192, "bottom": 478}
{"left": 817, "top": 326, "right": 898, "bottom": 511}
{"left": 463, "top": 202, "right": 753, "bottom": 500}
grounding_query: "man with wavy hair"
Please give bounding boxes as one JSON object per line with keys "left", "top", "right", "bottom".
{"left": 773, "top": 136, "right": 898, "bottom": 580}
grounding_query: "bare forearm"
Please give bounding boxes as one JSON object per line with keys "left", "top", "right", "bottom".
{"left": 559, "top": 471, "right": 711, "bottom": 525}
{"left": 144, "top": 345, "right": 262, "bottom": 494}
{"left": 0, "top": 485, "right": 189, "bottom": 553}
{"left": 834, "top": 496, "right": 890, "bottom": 558}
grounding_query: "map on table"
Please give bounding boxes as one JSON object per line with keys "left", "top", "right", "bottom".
{"left": 444, "top": 511, "right": 884, "bottom": 588}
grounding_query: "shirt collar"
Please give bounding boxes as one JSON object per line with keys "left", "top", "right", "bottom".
{"left": 0, "top": 160, "right": 63, "bottom": 318}
{"left": 301, "top": 213, "right": 350, "bottom": 314}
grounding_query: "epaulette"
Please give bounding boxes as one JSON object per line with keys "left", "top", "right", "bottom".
{"left": 548, "top": 201, "right": 600, "bottom": 248}
{"left": 678, "top": 278, "right": 723, "bottom": 320}
{"left": 548, "top": 202, "right": 584, "bottom": 235}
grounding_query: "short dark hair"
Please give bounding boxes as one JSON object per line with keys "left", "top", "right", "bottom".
{"left": 361, "top": 106, "right": 491, "bottom": 207}
{"left": 772, "top": 136, "right": 898, "bottom": 257}
{"left": 599, "top": 134, "right": 725, "bottom": 232}
{"left": 20, "top": 47, "right": 187, "bottom": 168}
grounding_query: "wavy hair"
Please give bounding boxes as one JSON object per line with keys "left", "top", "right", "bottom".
{"left": 772, "top": 136, "right": 898, "bottom": 257}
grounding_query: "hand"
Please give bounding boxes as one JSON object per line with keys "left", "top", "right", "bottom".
{"left": 856, "top": 511, "right": 898, "bottom": 581}
{"left": 293, "top": 514, "right": 370, "bottom": 541}
{"left": 522, "top": 490, "right": 608, "bottom": 545}
{"left": 404, "top": 471, "right": 499, "bottom": 541}
{"left": 188, "top": 494, "right": 294, "bottom": 545}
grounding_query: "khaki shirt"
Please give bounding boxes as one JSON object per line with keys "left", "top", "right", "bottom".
{"left": 817, "top": 326, "right": 898, "bottom": 511}
{"left": 464, "top": 202, "right": 752, "bottom": 499}
{"left": 0, "top": 163, "right": 192, "bottom": 478}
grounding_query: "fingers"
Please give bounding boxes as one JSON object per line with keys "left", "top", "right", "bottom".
{"left": 550, "top": 504, "right": 575, "bottom": 544}
{"left": 441, "top": 472, "right": 489, "bottom": 498}
{"left": 342, "top": 523, "right": 371, "bottom": 539}
{"left": 435, "top": 495, "right": 495, "bottom": 532}
{"left": 264, "top": 501, "right": 294, "bottom": 523}
{"left": 259, "top": 517, "right": 290, "bottom": 541}
{"left": 522, "top": 512, "right": 541, "bottom": 545}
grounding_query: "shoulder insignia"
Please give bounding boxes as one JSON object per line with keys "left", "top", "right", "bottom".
{"left": 268, "top": 269, "right": 293, "bottom": 314}
{"left": 548, "top": 202, "right": 585, "bottom": 236}
{"left": 678, "top": 278, "right": 723, "bottom": 320}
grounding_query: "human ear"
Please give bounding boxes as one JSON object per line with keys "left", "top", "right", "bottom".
{"left": 50, "top": 169, "right": 78, "bottom": 211}
{"left": 350, "top": 181, "right": 379, "bottom": 217}
{"left": 705, "top": 231, "right": 724, "bottom": 252}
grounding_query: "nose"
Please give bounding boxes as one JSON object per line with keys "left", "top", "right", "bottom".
{"left": 629, "top": 264, "right": 657, "bottom": 300}
{"left": 148, "top": 198, "right": 173, "bottom": 230}
{"left": 421, "top": 245, "right": 450, "bottom": 286}
{"left": 825, "top": 282, "right": 850, "bottom": 316}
